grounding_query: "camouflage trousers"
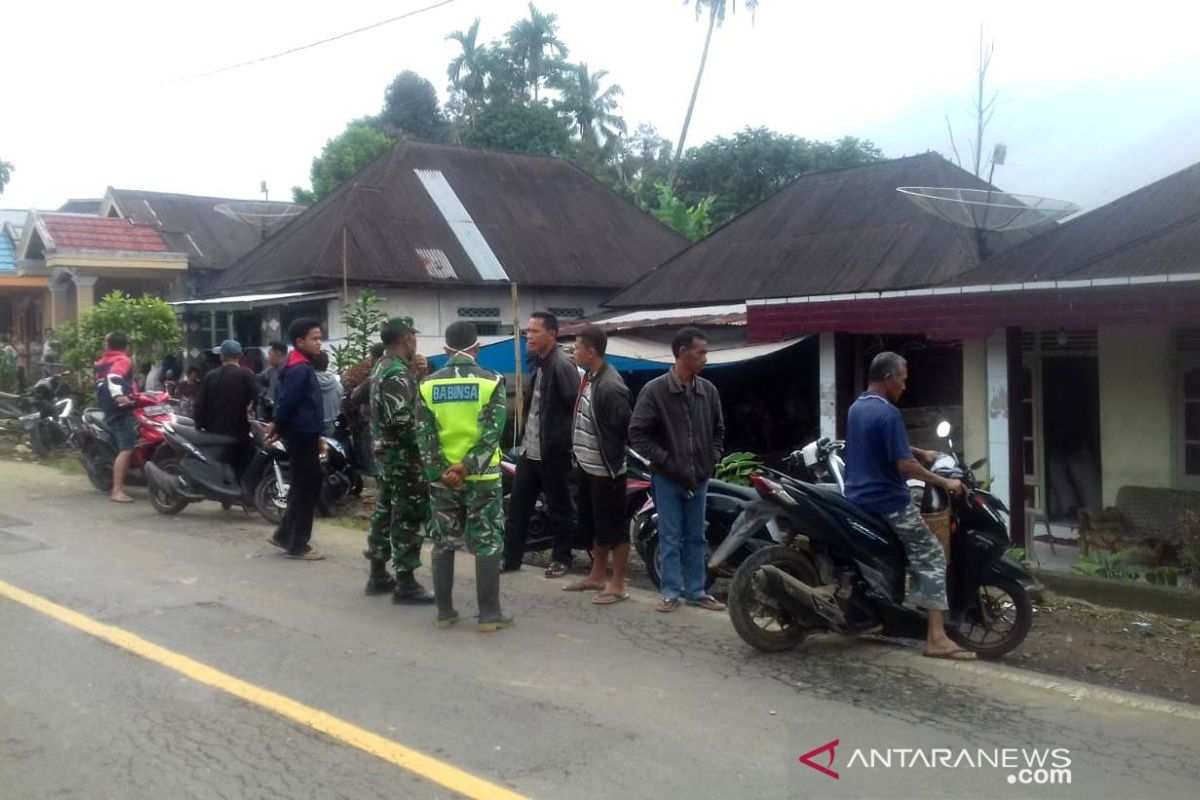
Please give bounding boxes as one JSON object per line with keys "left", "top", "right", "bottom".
{"left": 427, "top": 479, "right": 503, "bottom": 557}
{"left": 367, "top": 449, "right": 430, "bottom": 573}
{"left": 884, "top": 502, "right": 949, "bottom": 612}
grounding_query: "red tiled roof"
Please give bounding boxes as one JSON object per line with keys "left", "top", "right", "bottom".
{"left": 41, "top": 213, "right": 169, "bottom": 252}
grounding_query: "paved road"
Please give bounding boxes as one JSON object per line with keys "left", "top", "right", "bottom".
{"left": 1, "top": 460, "right": 1198, "bottom": 800}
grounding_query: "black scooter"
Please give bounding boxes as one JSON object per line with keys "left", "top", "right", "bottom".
{"left": 726, "top": 421, "right": 1034, "bottom": 660}
{"left": 144, "top": 421, "right": 255, "bottom": 515}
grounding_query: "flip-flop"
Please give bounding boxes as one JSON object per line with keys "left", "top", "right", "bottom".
{"left": 562, "top": 581, "right": 604, "bottom": 592}
{"left": 592, "top": 592, "right": 630, "bottom": 605}
{"left": 109, "top": 496, "right": 134, "bottom": 504}
{"left": 923, "top": 647, "right": 977, "bottom": 661}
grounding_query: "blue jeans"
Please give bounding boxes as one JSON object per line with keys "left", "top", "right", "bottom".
{"left": 652, "top": 475, "right": 708, "bottom": 600}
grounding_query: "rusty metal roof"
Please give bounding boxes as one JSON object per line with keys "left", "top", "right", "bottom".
{"left": 604, "top": 153, "right": 1047, "bottom": 309}
{"left": 949, "top": 160, "right": 1200, "bottom": 285}
{"left": 208, "top": 140, "right": 686, "bottom": 296}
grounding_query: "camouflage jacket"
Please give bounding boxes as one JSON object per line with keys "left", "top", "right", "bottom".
{"left": 369, "top": 353, "right": 420, "bottom": 455}
{"left": 416, "top": 355, "right": 507, "bottom": 483}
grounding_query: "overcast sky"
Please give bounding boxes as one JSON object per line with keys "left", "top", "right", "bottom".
{"left": 2, "top": 0, "right": 1198, "bottom": 215}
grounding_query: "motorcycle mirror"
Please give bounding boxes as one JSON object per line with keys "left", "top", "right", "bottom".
{"left": 936, "top": 420, "right": 952, "bottom": 439}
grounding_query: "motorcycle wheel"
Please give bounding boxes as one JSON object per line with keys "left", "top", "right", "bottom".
{"left": 318, "top": 471, "right": 353, "bottom": 517}
{"left": 28, "top": 422, "right": 54, "bottom": 459}
{"left": 85, "top": 451, "right": 114, "bottom": 494}
{"left": 948, "top": 576, "right": 1033, "bottom": 660}
{"left": 255, "top": 471, "right": 286, "bottom": 526}
{"left": 149, "top": 457, "right": 189, "bottom": 515}
{"left": 727, "top": 545, "right": 818, "bottom": 653}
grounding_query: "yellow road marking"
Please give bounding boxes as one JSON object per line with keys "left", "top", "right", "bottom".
{"left": 0, "top": 578, "right": 528, "bottom": 800}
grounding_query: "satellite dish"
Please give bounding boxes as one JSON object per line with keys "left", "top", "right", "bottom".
{"left": 214, "top": 200, "right": 305, "bottom": 240}
{"left": 896, "top": 187, "right": 1079, "bottom": 232}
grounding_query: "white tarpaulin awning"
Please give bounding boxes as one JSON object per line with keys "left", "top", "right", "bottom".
{"left": 604, "top": 334, "right": 807, "bottom": 367}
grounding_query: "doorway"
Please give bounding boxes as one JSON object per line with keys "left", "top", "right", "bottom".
{"left": 1041, "top": 356, "right": 1102, "bottom": 521}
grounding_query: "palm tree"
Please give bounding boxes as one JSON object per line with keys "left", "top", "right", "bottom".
{"left": 505, "top": 2, "right": 568, "bottom": 103}
{"left": 554, "top": 63, "right": 626, "bottom": 147}
{"left": 667, "top": 0, "right": 759, "bottom": 189}
{"left": 446, "top": 18, "right": 486, "bottom": 109}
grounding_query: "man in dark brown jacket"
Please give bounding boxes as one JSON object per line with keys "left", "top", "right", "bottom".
{"left": 628, "top": 327, "right": 725, "bottom": 613}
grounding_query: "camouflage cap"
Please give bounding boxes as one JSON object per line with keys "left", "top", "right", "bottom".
{"left": 381, "top": 316, "right": 420, "bottom": 337}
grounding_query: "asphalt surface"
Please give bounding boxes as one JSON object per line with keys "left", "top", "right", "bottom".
{"left": 1, "top": 459, "right": 1199, "bottom": 800}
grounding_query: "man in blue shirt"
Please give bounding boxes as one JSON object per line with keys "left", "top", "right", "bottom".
{"left": 845, "top": 351, "right": 971, "bottom": 660}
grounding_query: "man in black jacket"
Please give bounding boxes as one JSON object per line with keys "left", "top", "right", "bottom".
{"left": 267, "top": 319, "right": 326, "bottom": 561}
{"left": 194, "top": 339, "right": 259, "bottom": 482}
{"left": 562, "top": 326, "right": 634, "bottom": 603}
{"left": 628, "top": 327, "right": 726, "bottom": 612}
{"left": 502, "top": 312, "right": 581, "bottom": 577}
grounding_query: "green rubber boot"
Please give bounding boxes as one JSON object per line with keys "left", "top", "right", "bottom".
{"left": 432, "top": 546, "right": 459, "bottom": 628}
{"left": 475, "top": 554, "right": 514, "bottom": 633}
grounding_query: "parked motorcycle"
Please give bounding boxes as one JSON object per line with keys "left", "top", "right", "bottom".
{"left": 500, "top": 448, "right": 653, "bottom": 560}
{"left": 73, "top": 392, "right": 181, "bottom": 493}
{"left": 143, "top": 420, "right": 258, "bottom": 515}
{"left": 245, "top": 420, "right": 363, "bottom": 525}
{"left": 1, "top": 372, "right": 80, "bottom": 457}
{"left": 725, "top": 420, "right": 1033, "bottom": 659}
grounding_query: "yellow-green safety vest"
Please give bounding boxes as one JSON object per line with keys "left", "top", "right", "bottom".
{"left": 420, "top": 372, "right": 502, "bottom": 481}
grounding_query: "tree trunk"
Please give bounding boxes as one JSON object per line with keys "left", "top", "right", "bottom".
{"left": 667, "top": 5, "right": 718, "bottom": 191}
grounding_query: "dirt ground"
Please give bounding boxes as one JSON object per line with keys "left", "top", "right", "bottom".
{"left": 1015, "top": 593, "right": 1200, "bottom": 705}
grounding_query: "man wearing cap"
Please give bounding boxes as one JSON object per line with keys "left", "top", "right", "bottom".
{"left": 194, "top": 339, "right": 260, "bottom": 481}
{"left": 365, "top": 316, "right": 435, "bottom": 603}
{"left": 416, "top": 321, "right": 513, "bottom": 632}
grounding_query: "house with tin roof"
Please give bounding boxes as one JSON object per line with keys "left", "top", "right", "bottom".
{"left": 202, "top": 139, "right": 687, "bottom": 350}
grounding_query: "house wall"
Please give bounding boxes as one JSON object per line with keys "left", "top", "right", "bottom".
{"left": 1098, "top": 324, "right": 1173, "bottom": 505}
{"left": 962, "top": 338, "right": 989, "bottom": 481}
{"left": 324, "top": 286, "right": 612, "bottom": 341}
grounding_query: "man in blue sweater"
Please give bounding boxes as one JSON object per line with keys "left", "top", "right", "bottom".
{"left": 267, "top": 318, "right": 326, "bottom": 560}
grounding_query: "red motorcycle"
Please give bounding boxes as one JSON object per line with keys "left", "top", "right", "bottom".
{"left": 74, "top": 392, "right": 189, "bottom": 494}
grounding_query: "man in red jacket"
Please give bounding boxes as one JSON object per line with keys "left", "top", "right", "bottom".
{"left": 94, "top": 332, "right": 138, "bottom": 503}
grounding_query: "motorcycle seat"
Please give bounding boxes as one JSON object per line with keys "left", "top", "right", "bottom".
{"left": 175, "top": 426, "right": 239, "bottom": 448}
{"left": 708, "top": 479, "right": 759, "bottom": 501}
{"left": 809, "top": 484, "right": 894, "bottom": 534}
{"left": 84, "top": 409, "right": 109, "bottom": 428}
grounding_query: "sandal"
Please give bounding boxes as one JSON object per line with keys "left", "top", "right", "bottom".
{"left": 544, "top": 562, "right": 568, "bottom": 579}
{"left": 923, "top": 647, "right": 977, "bottom": 661}
{"left": 686, "top": 594, "right": 726, "bottom": 611}
{"left": 592, "top": 592, "right": 630, "bottom": 605}
{"left": 655, "top": 597, "right": 680, "bottom": 613}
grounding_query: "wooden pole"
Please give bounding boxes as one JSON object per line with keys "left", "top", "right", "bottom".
{"left": 341, "top": 227, "right": 349, "bottom": 304}
{"left": 511, "top": 282, "right": 523, "bottom": 446}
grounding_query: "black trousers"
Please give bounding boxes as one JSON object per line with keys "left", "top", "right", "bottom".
{"left": 276, "top": 433, "right": 321, "bottom": 555}
{"left": 503, "top": 452, "right": 575, "bottom": 567}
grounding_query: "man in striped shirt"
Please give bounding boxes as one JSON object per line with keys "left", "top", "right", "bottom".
{"left": 563, "top": 326, "right": 634, "bottom": 604}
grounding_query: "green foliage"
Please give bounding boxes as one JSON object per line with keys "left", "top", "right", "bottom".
{"left": 676, "top": 128, "right": 884, "bottom": 225}
{"left": 292, "top": 118, "right": 395, "bottom": 204}
{"left": 0, "top": 348, "right": 17, "bottom": 392}
{"left": 462, "top": 102, "right": 571, "bottom": 155}
{"left": 714, "top": 451, "right": 764, "bottom": 485}
{"left": 379, "top": 71, "right": 445, "bottom": 140}
{"left": 54, "top": 292, "right": 182, "bottom": 392}
{"left": 1007, "top": 547, "right": 1028, "bottom": 564}
{"left": 1072, "top": 549, "right": 1149, "bottom": 581}
{"left": 552, "top": 63, "right": 625, "bottom": 147}
{"left": 1146, "top": 566, "right": 1179, "bottom": 587}
{"left": 505, "top": 2, "right": 568, "bottom": 102}
{"left": 0, "top": 159, "right": 12, "bottom": 195}
{"left": 332, "top": 290, "right": 387, "bottom": 373}
{"left": 641, "top": 181, "right": 713, "bottom": 241}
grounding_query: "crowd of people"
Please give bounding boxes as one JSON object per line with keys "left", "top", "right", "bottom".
{"left": 87, "top": 310, "right": 965, "bottom": 649}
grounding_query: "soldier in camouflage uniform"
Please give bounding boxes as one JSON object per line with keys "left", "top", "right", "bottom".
{"left": 416, "top": 321, "right": 512, "bottom": 632}
{"left": 364, "top": 316, "right": 434, "bottom": 604}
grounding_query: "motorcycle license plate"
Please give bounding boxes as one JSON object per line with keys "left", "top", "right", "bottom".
{"left": 143, "top": 404, "right": 172, "bottom": 416}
